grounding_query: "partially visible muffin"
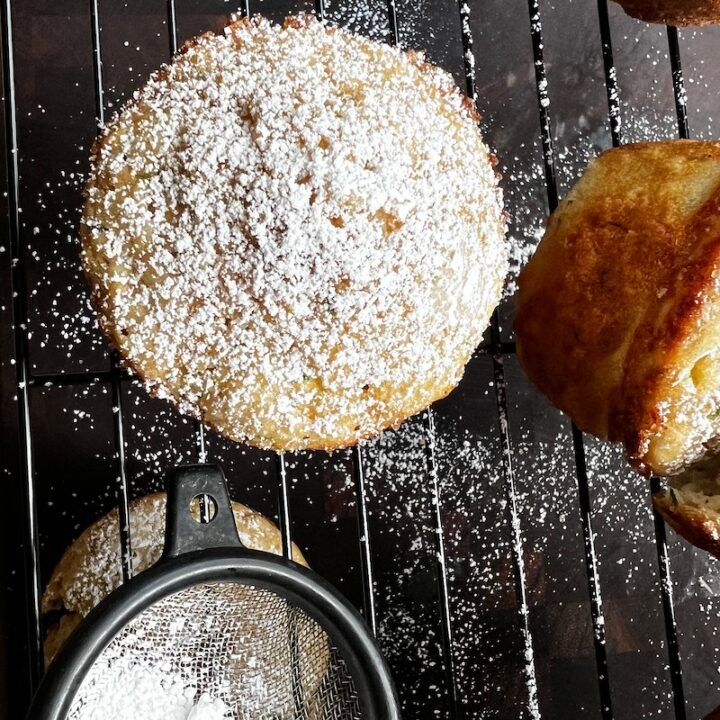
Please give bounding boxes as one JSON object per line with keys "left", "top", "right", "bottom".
{"left": 612, "top": 0, "right": 720, "bottom": 25}
{"left": 42, "top": 493, "right": 307, "bottom": 665}
{"left": 81, "top": 14, "right": 507, "bottom": 452}
{"left": 514, "top": 140, "right": 720, "bottom": 477}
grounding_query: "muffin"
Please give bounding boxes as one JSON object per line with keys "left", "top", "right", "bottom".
{"left": 514, "top": 140, "right": 720, "bottom": 477}
{"left": 42, "top": 492, "right": 307, "bottom": 665}
{"left": 81, "top": 15, "right": 507, "bottom": 452}
{"left": 612, "top": 0, "right": 720, "bottom": 25}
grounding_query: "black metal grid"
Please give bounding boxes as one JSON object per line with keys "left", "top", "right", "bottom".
{"left": 0, "top": 0, "right": 702, "bottom": 717}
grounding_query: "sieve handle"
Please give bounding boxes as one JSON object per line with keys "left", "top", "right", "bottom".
{"left": 163, "top": 464, "right": 244, "bottom": 557}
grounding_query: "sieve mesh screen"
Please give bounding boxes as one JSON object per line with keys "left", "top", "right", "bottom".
{"left": 66, "top": 582, "right": 362, "bottom": 720}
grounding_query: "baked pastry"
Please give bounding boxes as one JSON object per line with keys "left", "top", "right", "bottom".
{"left": 41, "top": 492, "right": 307, "bottom": 665}
{"left": 611, "top": 0, "right": 720, "bottom": 25}
{"left": 514, "top": 140, "right": 720, "bottom": 477}
{"left": 653, "top": 455, "right": 720, "bottom": 558}
{"left": 81, "top": 15, "right": 507, "bottom": 452}
{"left": 80, "top": 14, "right": 507, "bottom": 452}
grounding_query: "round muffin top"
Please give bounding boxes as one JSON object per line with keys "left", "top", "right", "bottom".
{"left": 82, "top": 15, "right": 506, "bottom": 451}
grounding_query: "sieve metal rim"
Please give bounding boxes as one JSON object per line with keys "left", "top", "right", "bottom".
{"left": 27, "top": 465, "right": 400, "bottom": 720}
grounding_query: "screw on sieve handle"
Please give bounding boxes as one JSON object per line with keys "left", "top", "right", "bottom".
{"left": 163, "top": 464, "right": 243, "bottom": 558}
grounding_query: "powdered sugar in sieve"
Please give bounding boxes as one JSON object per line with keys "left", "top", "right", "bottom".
{"left": 67, "top": 582, "right": 362, "bottom": 720}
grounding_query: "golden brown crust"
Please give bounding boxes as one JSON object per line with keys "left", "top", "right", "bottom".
{"left": 612, "top": 0, "right": 720, "bottom": 25}
{"left": 515, "top": 140, "right": 720, "bottom": 475}
{"left": 620, "top": 189, "right": 720, "bottom": 470}
{"left": 652, "top": 488, "right": 720, "bottom": 558}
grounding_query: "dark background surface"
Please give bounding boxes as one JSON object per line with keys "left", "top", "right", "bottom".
{"left": 2, "top": 1, "right": 720, "bottom": 718}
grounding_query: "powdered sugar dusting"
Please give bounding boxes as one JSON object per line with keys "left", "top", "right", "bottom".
{"left": 69, "top": 657, "right": 230, "bottom": 720}
{"left": 82, "top": 15, "right": 507, "bottom": 452}
{"left": 66, "top": 581, "right": 335, "bottom": 720}
{"left": 12, "top": 3, "right": 720, "bottom": 719}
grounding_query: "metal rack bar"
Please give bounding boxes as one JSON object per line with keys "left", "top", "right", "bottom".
{"left": 89, "top": 0, "right": 133, "bottom": 582}
{"left": 596, "top": 0, "right": 622, "bottom": 142}
{"left": 277, "top": 453, "right": 294, "bottom": 561}
{"left": 652, "top": 479, "right": 687, "bottom": 717}
{"left": 195, "top": 419, "right": 210, "bottom": 521}
{"left": 276, "top": 459, "right": 303, "bottom": 717}
{"left": 196, "top": 422, "right": 208, "bottom": 464}
{"left": 526, "top": 0, "right": 558, "bottom": 212}
{"left": 167, "top": 0, "right": 178, "bottom": 56}
{"left": 571, "top": 426, "right": 612, "bottom": 713}
{"left": 526, "top": 1, "right": 613, "bottom": 717}
{"left": 351, "top": 444, "right": 377, "bottom": 635}
{"left": 462, "top": 1, "right": 540, "bottom": 712}
{"left": 1, "top": 0, "right": 44, "bottom": 687}
{"left": 489, "top": 339, "right": 540, "bottom": 707}
{"left": 386, "top": 0, "right": 399, "bottom": 45}
{"left": 596, "top": 0, "right": 622, "bottom": 146}
{"left": 110, "top": 358, "right": 133, "bottom": 578}
{"left": 667, "top": 27, "right": 689, "bottom": 139}
{"left": 458, "top": 0, "right": 475, "bottom": 99}
{"left": 641, "top": 25, "right": 691, "bottom": 718}
{"left": 422, "top": 409, "right": 459, "bottom": 715}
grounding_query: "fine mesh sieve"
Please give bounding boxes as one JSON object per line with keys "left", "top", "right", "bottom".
{"left": 27, "top": 465, "right": 399, "bottom": 720}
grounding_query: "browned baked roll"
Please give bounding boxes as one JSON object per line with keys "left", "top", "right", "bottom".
{"left": 611, "top": 0, "right": 720, "bottom": 25}
{"left": 42, "top": 492, "right": 307, "bottom": 665}
{"left": 514, "top": 140, "right": 720, "bottom": 477}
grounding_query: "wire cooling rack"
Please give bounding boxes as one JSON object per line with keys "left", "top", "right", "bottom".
{"left": 1, "top": 0, "right": 720, "bottom": 718}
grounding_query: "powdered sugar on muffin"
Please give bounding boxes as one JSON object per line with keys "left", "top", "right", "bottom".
{"left": 82, "top": 15, "right": 507, "bottom": 450}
